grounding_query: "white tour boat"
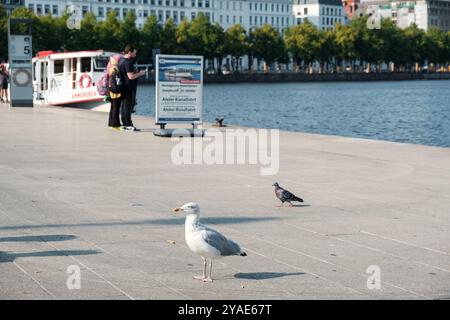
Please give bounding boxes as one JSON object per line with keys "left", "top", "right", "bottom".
{"left": 32, "top": 50, "right": 114, "bottom": 112}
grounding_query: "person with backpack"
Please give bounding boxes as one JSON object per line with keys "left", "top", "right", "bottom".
{"left": 119, "top": 45, "right": 146, "bottom": 132}
{"left": 107, "top": 55, "right": 123, "bottom": 130}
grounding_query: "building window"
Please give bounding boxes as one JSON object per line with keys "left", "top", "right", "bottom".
{"left": 44, "top": 4, "right": 50, "bottom": 15}
{"left": 98, "top": 7, "right": 105, "bottom": 17}
{"left": 304, "top": 8, "right": 308, "bottom": 15}
{"left": 52, "top": 5, "right": 58, "bottom": 16}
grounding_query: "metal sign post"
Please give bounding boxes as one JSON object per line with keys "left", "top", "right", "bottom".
{"left": 7, "top": 18, "right": 33, "bottom": 107}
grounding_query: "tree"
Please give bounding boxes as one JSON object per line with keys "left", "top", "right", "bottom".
{"left": 0, "top": 4, "right": 7, "bottom": 60}
{"left": 205, "top": 23, "right": 226, "bottom": 72}
{"left": 187, "top": 13, "right": 211, "bottom": 56}
{"left": 350, "top": 16, "right": 385, "bottom": 72}
{"left": 140, "top": 15, "right": 162, "bottom": 64}
{"left": 120, "top": 10, "right": 139, "bottom": 54}
{"left": 225, "top": 24, "right": 249, "bottom": 72}
{"left": 316, "top": 29, "right": 336, "bottom": 73}
{"left": 175, "top": 19, "right": 191, "bottom": 55}
{"left": 402, "top": 24, "right": 427, "bottom": 72}
{"left": 161, "top": 18, "right": 178, "bottom": 54}
{"left": 98, "top": 10, "right": 123, "bottom": 52}
{"left": 250, "top": 24, "right": 284, "bottom": 71}
{"left": 426, "top": 27, "right": 448, "bottom": 69}
{"left": 284, "top": 21, "right": 320, "bottom": 73}
{"left": 334, "top": 22, "right": 357, "bottom": 72}
{"left": 68, "top": 12, "right": 99, "bottom": 51}
{"left": 379, "top": 19, "right": 408, "bottom": 71}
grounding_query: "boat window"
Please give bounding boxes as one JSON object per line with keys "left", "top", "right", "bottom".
{"left": 33, "top": 62, "right": 37, "bottom": 81}
{"left": 81, "top": 57, "right": 92, "bottom": 72}
{"left": 54, "top": 59, "right": 64, "bottom": 74}
{"left": 94, "top": 57, "right": 108, "bottom": 71}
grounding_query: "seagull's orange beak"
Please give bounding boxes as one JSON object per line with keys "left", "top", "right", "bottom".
{"left": 172, "top": 207, "right": 183, "bottom": 213}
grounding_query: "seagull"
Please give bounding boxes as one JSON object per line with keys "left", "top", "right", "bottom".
{"left": 272, "top": 182, "right": 304, "bottom": 207}
{"left": 172, "top": 202, "right": 247, "bottom": 282}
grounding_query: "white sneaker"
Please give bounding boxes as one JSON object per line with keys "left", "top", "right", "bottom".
{"left": 122, "top": 126, "right": 138, "bottom": 132}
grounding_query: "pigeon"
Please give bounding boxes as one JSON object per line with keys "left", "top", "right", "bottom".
{"left": 272, "top": 182, "right": 304, "bottom": 207}
{"left": 213, "top": 118, "right": 226, "bottom": 127}
{"left": 172, "top": 202, "right": 247, "bottom": 282}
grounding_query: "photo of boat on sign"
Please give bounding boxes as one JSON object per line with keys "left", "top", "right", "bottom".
{"left": 159, "top": 59, "right": 201, "bottom": 84}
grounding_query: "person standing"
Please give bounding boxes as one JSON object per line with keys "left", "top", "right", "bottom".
{"left": 107, "top": 55, "right": 122, "bottom": 130}
{"left": 119, "top": 45, "right": 145, "bottom": 131}
{"left": 0, "top": 65, "right": 9, "bottom": 103}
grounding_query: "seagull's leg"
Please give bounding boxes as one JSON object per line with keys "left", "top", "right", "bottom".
{"left": 204, "top": 260, "right": 213, "bottom": 282}
{"left": 288, "top": 201, "right": 293, "bottom": 207}
{"left": 194, "top": 257, "right": 207, "bottom": 280}
{"left": 276, "top": 202, "right": 283, "bottom": 207}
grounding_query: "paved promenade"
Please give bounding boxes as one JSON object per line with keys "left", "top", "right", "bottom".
{"left": 0, "top": 103, "right": 449, "bottom": 300}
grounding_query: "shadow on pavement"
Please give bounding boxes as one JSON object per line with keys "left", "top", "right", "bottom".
{"left": 0, "top": 250, "right": 100, "bottom": 263}
{"left": 234, "top": 272, "right": 306, "bottom": 280}
{"left": 0, "top": 216, "right": 285, "bottom": 231}
{"left": 0, "top": 235, "right": 77, "bottom": 242}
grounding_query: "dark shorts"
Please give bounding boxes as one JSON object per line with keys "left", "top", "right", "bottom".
{"left": 1, "top": 81, "right": 7, "bottom": 90}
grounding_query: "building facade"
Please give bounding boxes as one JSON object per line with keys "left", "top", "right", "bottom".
{"left": 362, "top": 0, "right": 450, "bottom": 32}
{"left": 292, "top": 0, "right": 348, "bottom": 29}
{"left": 1, "top": 0, "right": 25, "bottom": 15}
{"left": 22, "top": 0, "right": 296, "bottom": 32}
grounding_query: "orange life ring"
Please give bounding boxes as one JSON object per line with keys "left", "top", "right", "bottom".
{"left": 78, "top": 73, "right": 92, "bottom": 89}
{"left": 12, "top": 69, "right": 32, "bottom": 87}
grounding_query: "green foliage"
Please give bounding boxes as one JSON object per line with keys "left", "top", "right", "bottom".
{"left": 250, "top": 24, "right": 285, "bottom": 68}
{"left": 0, "top": 4, "right": 7, "bottom": 60}
{"left": 226, "top": 24, "right": 249, "bottom": 62}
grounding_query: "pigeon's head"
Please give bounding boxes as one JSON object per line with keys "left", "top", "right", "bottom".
{"left": 172, "top": 202, "right": 200, "bottom": 215}
{"left": 272, "top": 182, "right": 280, "bottom": 188}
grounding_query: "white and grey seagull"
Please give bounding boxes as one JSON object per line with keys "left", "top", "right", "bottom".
{"left": 172, "top": 202, "right": 247, "bottom": 282}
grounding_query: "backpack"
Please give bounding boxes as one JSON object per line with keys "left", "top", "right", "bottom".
{"left": 109, "top": 67, "right": 124, "bottom": 94}
{"left": 96, "top": 71, "right": 109, "bottom": 96}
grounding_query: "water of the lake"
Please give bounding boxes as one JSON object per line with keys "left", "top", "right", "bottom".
{"left": 135, "top": 80, "right": 450, "bottom": 148}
